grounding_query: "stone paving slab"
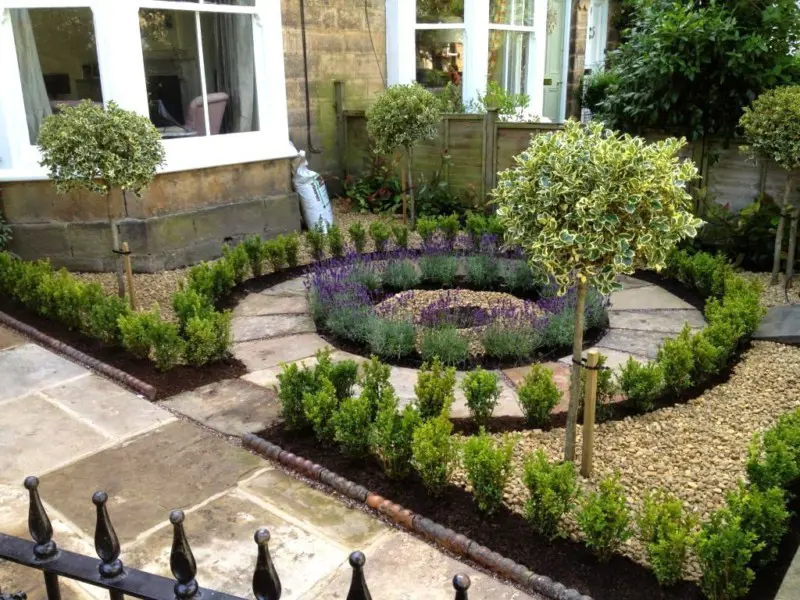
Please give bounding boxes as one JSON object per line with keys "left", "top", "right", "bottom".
{"left": 232, "top": 314, "right": 316, "bottom": 343}
{"left": 233, "top": 294, "right": 310, "bottom": 317}
{"left": 753, "top": 304, "right": 800, "bottom": 344}
{"left": 593, "top": 329, "right": 673, "bottom": 360}
{"left": 40, "top": 421, "right": 263, "bottom": 543}
{"left": 161, "top": 378, "right": 281, "bottom": 436}
{"left": 776, "top": 543, "right": 800, "bottom": 600}
{"left": 609, "top": 286, "right": 695, "bottom": 310}
{"left": 301, "top": 529, "right": 541, "bottom": 600}
{"left": 556, "top": 347, "right": 652, "bottom": 371}
{"left": 609, "top": 309, "right": 706, "bottom": 333}
{"left": 0, "top": 394, "right": 109, "bottom": 484}
{"left": 40, "top": 374, "right": 174, "bottom": 439}
{"left": 615, "top": 275, "right": 653, "bottom": 290}
{"left": 389, "top": 365, "right": 419, "bottom": 408}
{"left": 0, "top": 326, "right": 25, "bottom": 351}
{"left": 233, "top": 333, "right": 331, "bottom": 371}
{"left": 242, "top": 469, "right": 385, "bottom": 547}
{"left": 260, "top": 278, "right": 307, "bottom": 297}
{"left": 0, "top": 343, "right": 88, "bottom": 403}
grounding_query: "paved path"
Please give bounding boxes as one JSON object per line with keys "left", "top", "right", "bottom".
{"left": 0, "top": 327, "right": 538, "bottom": 600}
{"left": 754, "top": 304, "right": 800, "bottom": 345}
{"left": 228, "top": 274, "right": 706, "bottom": 418}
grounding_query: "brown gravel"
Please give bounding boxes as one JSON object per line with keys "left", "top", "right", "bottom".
{"left": 452, "top": 341, "right": 800, "bottom": 581}
{"left": 741, "top": 271, "right": 800, "bottom": 307}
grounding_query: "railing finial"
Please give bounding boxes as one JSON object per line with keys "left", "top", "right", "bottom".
{"left": 92, "top": 491, "right": 123, "bottom": 578}
{"left": 169, "top": 510, "right": 198, "bottom": 599}
{"left": 253, "top": 528, "right": 281, "bottom": 600}
{"left": 345, "top": 551, "right": 372, "bottom": 600}
{"left": 453, "top": 574, "right": 470, "bottom": 600}
{"left": 23, "top": 476, "right": 57, "bottom": 559}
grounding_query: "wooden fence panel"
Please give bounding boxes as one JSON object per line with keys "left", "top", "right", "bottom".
{"left": 495, "top": 124, "right": 562, "bottom": 174}
{"left": 706, "top": 146, "right": 763, "bottom": 212}
{"left": 445, "top": 117, "right": 485, "bottom": 203}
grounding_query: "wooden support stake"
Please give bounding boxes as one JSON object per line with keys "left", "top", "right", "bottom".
{"left": 121, "top": 242, "right": 137, "bottom": 312}
{"left": 401, "top": 160, "right": 407, "bottom": 226}
{"left": 581, "top": 351, "right": 600, "bottom": 478}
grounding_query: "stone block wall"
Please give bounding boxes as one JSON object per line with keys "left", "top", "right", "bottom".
{"left": 565, "top": 0, "right": 589, "bottom": 119}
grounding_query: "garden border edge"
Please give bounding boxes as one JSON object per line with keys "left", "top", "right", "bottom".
{"left": 0, "top": 309, "right": 157, "bottom": 400}
{"left": 242, "top": 433, "right": 592, "bottom": 600}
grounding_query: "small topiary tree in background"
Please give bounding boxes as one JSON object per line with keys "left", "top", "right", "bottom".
{"left": 739, "top": 85, "right": 800, "bottom": 286}
{"left": 494, "top": 120, "right": 703, "bottom": 462}
{"left": 38, "top": 100, "right": 165, "bottom": 296}
{"left": 366, "top": 84, "right": 440, "bottom": 228}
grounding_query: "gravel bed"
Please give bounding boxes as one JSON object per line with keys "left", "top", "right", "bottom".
{"left": 741, "top": 271, "right": 800, "bottom": 307}
{"left": 452, "top": 341, "right": 800, "bottom": 581}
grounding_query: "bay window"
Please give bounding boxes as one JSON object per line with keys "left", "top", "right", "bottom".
{"left": 0, "top": 0, "right": 293, "bottom": 181}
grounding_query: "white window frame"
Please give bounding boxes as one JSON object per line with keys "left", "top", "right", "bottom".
{"left": 386, "top": 0, "right": 549, "bottom": 118}
{"left": 0, "top": 0, "right": 295, "bottom": 182}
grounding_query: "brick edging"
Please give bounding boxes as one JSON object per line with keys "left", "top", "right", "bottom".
{"left": 242, "top": 434, "right": 592, "bottom": 600}
{"left": 0, "top": 310, "right": 157, "bottom": 400}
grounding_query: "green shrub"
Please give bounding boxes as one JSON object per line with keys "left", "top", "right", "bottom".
{"left": 696, "top": 509, "right": 763, "bottom": 600}
{"left": 325, "top": 305, "right": 373, "bottom": 343}
{"left": 481, "top": 324, "right": 541, "bottom": 362}
{"left": 705, "top": 276, "right": 765, "bottom": 340}
{"left": 348, "top": 265, "right": 382, "bottom": 292}
{"left": 222, "top": 244, "right": 249, "bottom": 284}
{"left": 522, "top": 450, "right": 578, "bottom": 539}
{"left": 726, "top": 483, "right": 789, "bottom": 567}
{"left": 369, "top": 220, "right": 392, "bottom": 252}
{"left": 437, "top": 214, "right": 460, "bottom": 242}
{"left": 692, "top": 328, "right": 728, "bottom": 379}
{"left": 656, "top": 324, "right": 695, "bottom": 391}
{"left": 415, "top": 216, "right": 439, "bottom": 244}
{"left": 505, "top": 261, "right": 536, "bottom": 293}
{"left": 411, "top": 414, "right": 457, "bottom": 496}
{"left": 638, "top": 490, "right": 696, "bottom": 586}
{"left": 263, "top": 239, "right": 287, "bottom": 272}
{"left": 466, "top": 255, "right": 499, "bottom": 289}
{"left": 35, "top": 270, "right": 89, "bottom": 331}
{"left": 517, "top": 365, "right": 561, "bottom": 427}
{"left": 415, "top": 357, "right": 457, "bottom": 420}
{"left": 367, "top": 318, "right": 416, "bottom": 359}
{"left": 577, "top": 473, "right": 632, "bottom": 562}
{"left": 281, "top": 233, "right": 301, "bottom": 268}
{"left": 420, "top": 327, "right": 469, "bottom": 366}
{"left": 461, "top": 368, "right": 501, "bottom": 427}
{"left": 370, "top": 396, "right": 422, "bottom": 478}
{"left": 579, "top": 353, "right": 617, "bottom": 413}
{"left": 183, "top": 310, "right": 232, "bottom": 366}
{"left": 746, "top": 408, "right": 800, "bottom": 491}
{"left": 462, "top": 431, "right": 516, "bottom": 514}
{"left": 392, "top": 224, "right": 409, "bottom": 249}
{"left": 276, "top": 360, "right": 318, "bottom": 430}
{"left": 382, "top": 259, "right": 420, "bottom": 290}
{"left": 117, "top": 308, "right": 162, "bottom": 359}
{"left": 485, "top": 215, "right": 504, "bottom": 237}
{"left": 85, "top": 295, "right": 131, "bottom": 345}
{"left": 618, "top": 358, "right": 664, "bottom": 412}
{"left": 186, "top": 261, "right": 235, "bottom": 302}
{"left": 172, "top": 287, "right": 214, "bottom": 330}
{"left": 701, "top": 319, "right": 740, "bottom": 368}
{"left": 329, "top": 359, "right": 359, "bottom": 401}
{"left": 419, "top": 255, "right": 458, "bottom": 286}
{"left": 333, "top": 396, "right": 373, "bottom": 457}
{"left": 327, "top": 225, "right": 345, "bottom": 258}
{"left": 242, "top": 235, "right": 265, "bottom": 277}
{"left": 303, "top": 377, "right": 339, "bottom": 443}
{"left": 541, "top": 310, "right": 575, "bottom": 348}
{"left": 348, "top": 222, "right": 367, "bottom": 253}
{"left": 306, "top": 223, "right": 327, "bottom": 261}
{"left": 465, "top": 211, "right": 487, "bottom": 246}
{"left": 360, "top": 356, "right": 393, "bottom": 417}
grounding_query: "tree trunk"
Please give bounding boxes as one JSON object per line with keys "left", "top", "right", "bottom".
{"left": 786, "top": 205, "right": 799, "bottom": 289}
{"left": 771, "top": 177, "right": 791, "bottom": 286}
{"left": 107, "top": 190, "right": 125, "bottom": 298}
{"left": 405, "top": 146, "right": 416, "bottom": 229}
{"left": 564, "top": 279, "right": 587, "bottom": 463}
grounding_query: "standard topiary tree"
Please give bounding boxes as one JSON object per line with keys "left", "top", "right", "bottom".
{"left": 739, "top": 85, "right": 800, "bottom": 287}
{"left": 38, "top": 100, "right": 165, "bottom": 296}
{"left": 494, "top": 120, "right": 702, "bottom": 462}
{"left": 366, "top": 83, "right": 440, "bottom": 228}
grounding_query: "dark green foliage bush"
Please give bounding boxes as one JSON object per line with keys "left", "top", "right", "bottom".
{"left": 420, "top": 326, "right": 469, "bottom": 366}
{"left": 173, "top": 287, "right": 214, "bottom": 330}
{"left": 281, "top": 233, "right": 300, "bottom": 268}
{"left": 696, "top": 509, "right": 763, "bottom": 600}
{"left": 726, "top": 483, "right": 789, "bottom": 567}
{"left": 303, "top": 377, "right": 339, "bottom": 443}
{"left": 392, "top": 224, "right": 409, "bottom": 249}
{"left": 369, "top": 221, "right": 392, "bottom": 252}
{"left": 243, "top": 235, "right": 265, "bottom": 277}
{"left": 263, "top": 238, "right": 287, "bottom": 272}
{"left": 348, "top": 222, "right": 367, "bottom": 254}
{"left": 360, "top": 356, "right": 393, "bottom": 417}
{"left": 183, "top": 310, "right": 232, "bottom": 366}
{"left": 656, "top": 324, "right": 695, "bottom": 391}
{"left": 577, "top": 473, "right": 632, "bottom": 562}
{"left": 85, "top": 295, "right": 131, "bottom": 345}
{"left": 638, "top": 490, "right": 696, "bottom": 586}
{"left": 466, "top": 255, "right": 499, "bottom": 289}
{"left": 522, "top": 450, "right": 578, "bottom": 539}
{"left": 481, "top": 325, "right": 541, "bottom": 362}
{"left": 415, "top": 357, "right": 456, "bottom": 419}
{"left": 462, "top": 431, "right": 516, "bottom": 514}
{"left": 619, "top": 358, "right": 664, "bottom": 412}
{"left": 306, "top": 223, "right": 326, "bottom": 261}
{"left": 276, "top": 360, "right": 318, "bottom": 429}
{"left": 382, "top": 259, "right": 420, "bottom": 290}
{"left": 461, "top": 368, "right": 501, "bottom": 427}
{"left": 465, "top": 211, "right": 487, "bottom": 245}
{"left": 0, "top": 214, "right": 12, "bottom": 251}
{"left": 415, "top": 216, "right": 439, "bottom": 243}
{"left": 542, "top": 310, "right": 575, "bottom": 348}
{"left": 704, "top": 276, "right": 765, "bottom": 340}
{"left": 746, "top": 408, "right": 800, "bottom": 491}
{"left": 437, "top": 214, "right": 460, "bottom": 242}
{"left": 419, "top": 255, "right": 458, "bottom": 287}
{"left": 327, "top": 225, "right": 345, "bottom": 258}
{"left": 36, "top": 270, "right": 90, "bottom": 331}
{"left": 186, "top": 261, "right": 235, "bottom": 302}
{"left": 517, "top": 365, "right": 561, "bottom": 427}
{"left": 328, "top": 359, "right": 359, "bottom": 401}
{"left": 333, "top": 396, "right": 373, "bottom": 457}
{"left": 222, "top": 244, "right": 249, "bottom": 284}
{"left": 367, "top": 319, "right": 416, "bottom": 359}
{"left": 370, "top": 392, "right": 421, "bottom": 478}
{"left": 411, "top": 414, "right": 457, "bottom": 496}
{"left": 485, "top": 215, "right": 504, "bottom": 237}
{"left": 118, "top": 309, "right": 183, "bottom": 371}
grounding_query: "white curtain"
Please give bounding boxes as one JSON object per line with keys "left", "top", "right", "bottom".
{"left": 213, "top": 9, "right": 257, "bottom": 133}
{"left": 11, "top": 9, "right": 51, "bottom": 144}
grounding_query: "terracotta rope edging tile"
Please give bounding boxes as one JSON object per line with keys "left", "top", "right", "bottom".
{"left": 242, "top": 434, "right": 592, "bottom": 600}
{"left": 0, "top": 310, "right": 157, "bottom": 400}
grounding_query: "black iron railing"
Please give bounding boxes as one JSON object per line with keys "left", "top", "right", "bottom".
{"left": 0, "top": 476, "right": 474, "bottom": 600}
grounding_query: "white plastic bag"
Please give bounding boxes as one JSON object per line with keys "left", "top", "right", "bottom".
{"left": 293, "top": 150, "right": 333, "bottom": 231}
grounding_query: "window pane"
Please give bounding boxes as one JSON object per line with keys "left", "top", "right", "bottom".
{"left": 417, "top": 0, "right": 463, "bottom": 24}
{"left": 490, "top": 0, "right": 534, "bottom": 27}
{"left": 204, "top": 0, "right": 256, "bottom": 5}
{"left": 11, "top": 8, "right": 102, "bottom": 144}
{"left": 488, "top": 30, "right": 531, "bottom": 96}
{"left": 416, "top": 29, "right": 464, "bottom": 89}
{"left": 140, "top": 9, "right": 204, "bottom": 138}
{"left": 199, "top": 12, "right": 258, "bottom": 135}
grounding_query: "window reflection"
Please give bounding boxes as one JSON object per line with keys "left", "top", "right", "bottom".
{"left": 488, "top": 30, "right": 531, "bottom": 96}
{"left": 490, "top": 0, "right": 534, "bottom": 27}
{"left": 417, "top": 0, "right": 464, "bottom": 24}
{"left": 416, "top": 29, "right": 464, "bottom": 89}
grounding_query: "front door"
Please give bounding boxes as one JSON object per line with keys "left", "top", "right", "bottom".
{"left": 542, "top": 0, "right": 567, "bottom": 121}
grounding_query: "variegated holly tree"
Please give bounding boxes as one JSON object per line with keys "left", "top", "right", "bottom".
{"left": 493, "top": 120, "right": 702, "bottom": 462}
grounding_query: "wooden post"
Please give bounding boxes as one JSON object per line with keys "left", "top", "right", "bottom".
{"left": 121, "top": 242, "right": 137, "bottom": 312}
{"left": 334, "top": 80, "right": 346, "bottom": 184}
{"left": 401, "top": 161, "right": 408, "bottom": 226}
{"left": 581, "top": 350, "right": 600, "bottom": 478}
